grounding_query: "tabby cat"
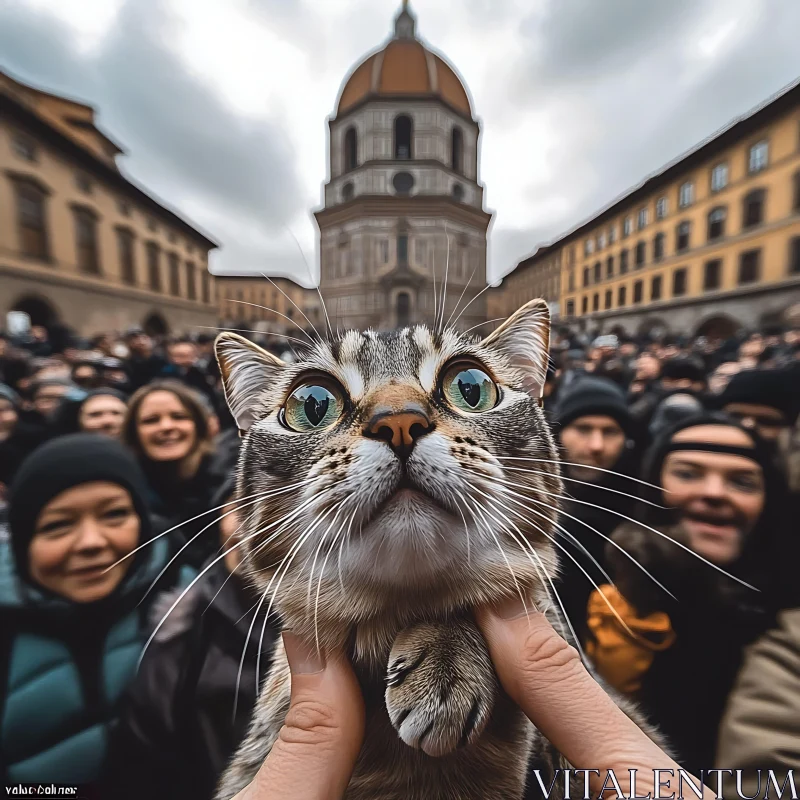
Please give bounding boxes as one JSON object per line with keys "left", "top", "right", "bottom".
{"left": 213, "top": 298, "right": 659, "bottom": 800}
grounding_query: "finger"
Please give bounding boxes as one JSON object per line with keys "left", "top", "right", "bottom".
{"left": 476, "top": 599, "right": 672, "bottom": 773}
{"left": 241, "top": 632, "right": 365, "bottom": 800}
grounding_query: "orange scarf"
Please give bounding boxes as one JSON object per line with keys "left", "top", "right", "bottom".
{"left": 586, "top": 584, "right": 676, "bottom": 694}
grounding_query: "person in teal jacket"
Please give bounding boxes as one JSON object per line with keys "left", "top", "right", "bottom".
{"left": 0, "top": 433, "right": 188, "bottom": 787}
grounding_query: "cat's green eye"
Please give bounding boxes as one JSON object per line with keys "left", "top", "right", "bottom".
{"left": 441, "top": 363, "right": 498, "bottom": 413}
{"left": 284, "top": 382, "right": 344, "bottom": 432}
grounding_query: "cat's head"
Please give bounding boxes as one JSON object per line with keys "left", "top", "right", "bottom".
{"left": 216, "top": 299, "right": 562, "bottom": 638}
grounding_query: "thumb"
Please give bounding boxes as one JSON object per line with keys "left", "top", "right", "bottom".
{"left": 240, "top": 632, "right": 365, "bottom": 800}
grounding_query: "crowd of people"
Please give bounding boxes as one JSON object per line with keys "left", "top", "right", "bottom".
{"left": 0, "top": 317, "right": 798, "bottom": 796}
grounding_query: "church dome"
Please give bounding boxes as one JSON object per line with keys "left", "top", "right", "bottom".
{"left": 335, "top": 3, "right": 473, "bottom": 119}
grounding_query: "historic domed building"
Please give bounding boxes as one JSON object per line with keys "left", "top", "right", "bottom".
{"left": 316, "top": 1, "right": 491, "bottom": 332}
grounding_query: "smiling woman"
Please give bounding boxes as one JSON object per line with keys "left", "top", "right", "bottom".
{"left": 1, "top": 434, "right": 185, "bottom": 787}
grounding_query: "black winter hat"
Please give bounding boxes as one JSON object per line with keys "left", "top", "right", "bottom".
{"left": 553, "top": 375, "right": 634, "bottom": 437}
{"left": 8, "top": 433, "right": 153, "bottom": 583}
{"left": 660, "top": 356, "right": 706, "bottom": 384}
{"left": 718, "top": 368, "right": 800, "bottom": 425}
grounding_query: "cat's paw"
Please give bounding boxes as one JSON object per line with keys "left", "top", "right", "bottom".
{"left": 385, "top": 620, "right": 496, "bottom": 757}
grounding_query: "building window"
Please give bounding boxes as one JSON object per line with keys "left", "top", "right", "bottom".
{"left": 703, "top": 258, "right": 722, "bottom": 291}
{"left": 597, "top": 232, "right": 606, "bottom": 250}
{"left": 14, "top": 180, "right": 49, "bottom": 259}
{"left": 623, "top": 216, "right": 632, "bottom": 237}
{"left": 711, "top": 163, "right": 728, "bottom": 192}
{"left": 344, "top": 127, "right": 358, "bottom": 172}
{"left": 380, "top": 239, "right": 389, "bottom": 263}
{"left": 606, "top": 256, "right": 614, "bottom": 278}
{"left": 397, "top": 233, "right": 408, "bottom": 264}
{"left": 117, "top": 228, "right": 135, "bottom": 285}
{"left": 341, "top": 181, "right": 354, "bottom": 202}
{"left": 604, "top": 289, "right": 612, "bottom": 310}
{"left": 396, "top": 292, "right": 411, "bottom": 327}
{"left": 653, "top": 232, "right": 665, "bottom": 262}
{"left": 394, "top": 115, "right": 413, "bottom": 159}
{"left": 617, "top": 285, "right": 627, "bottom": 306}
{"left": 619, "top": 248, "right": 629, "bottom": 274}
{"left": 651, "top": 275, "right": 662, "bottom": 301}
{"left": 633, "top": 280, "right": 643, "bottom": 304}
{"left": 676, "top": 220, "right": 691, "bottom": 252}
{"left": 608, "top": 225, "right": 617, "bottom": 244}
{"left": 593, "top": 261, "right": 601, "bottom": 282}
{"left": 118, "top": 199, "right": 131, "bottom": 216}
{"left": 635, "top": 241, "right": 646, "bottom": 267}
{"left": 672, "top": 267, "right": 687, "bottom": 297}
{"left": 146, "top": 242, "right": 161, "bottom": 292}
{"left": 679, "top": 181, "right": 694, "bottom": 209}
{"left": 638, "top": 207, "right": 648, "bottom": 230}
{"left": 186, "top": 262, "right": 196, "bottom": 300}
{"left": 452, "top": 183, "right": 464, "bottom": 202}
{"left": 168, "top": 252, "right": 180, "bottom": 296}
{"left": 202, "top": 271, "right": 210, "bottom": 304}
{"left": 742, "top": 189, "right": 765, "bottom": 228}
{"left": 790, "top": 238, "right": 800, "bottom": 275}
{"left": 566, "top": 299, "right": 575, "bottom": 316}
{"left": 451, "top": 127, "right": 463, "bottom": 173}
{"left": 581, "top": 296, "right": 588, "bottom": 314}
{"left": 73, "top": 207, "right": 99, "bottom": 274}
{"left": 583, "top": 267, "right": 590, "bottom": 287}
{"left": 707, "top": 206, "right": 727, "bottom": 241}
{"left": 738, "top": 249, "right": 760, "bottom": 284}
{"left": 748, "top": 140, "right": 768, "bottom": 173}
{"left": 584, "top": 238, "right": 594, "bottom": 256}
{"left": 656, "top": 196, "right": 668, "bottom": 219}
{"left": 12, "top": 133, "right": 37, "bottom": 162}
{"left": 75, "top": 173, "right": 92, "bottom": 194}
{"left": 793, "top": 171, "right": 800, "bottom": 211}
{"left": 592, "top": 293, "right": 599, "bottom": 312}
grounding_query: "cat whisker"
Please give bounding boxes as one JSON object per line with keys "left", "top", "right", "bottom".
{"left": 260, "top": 272, "right": 324, "bottom": 345}
{"left": 487, "top": 474, "right": 759, "bottom": 592}
{"left": 494, "top": 457, "right": 667, "bottom": 493}
{"left": 195, "top": 325, "right": 310, "bottom": 349}
{"left": 447, "top": 279, "right": 494, "bottom": 332}
{"left": 460, "top": 317, "right": 506, "bottom": 337}
{"left": 438, "top": 222, "right": 452, "bottom": 336}
{"left": 444, "top": 264, "right": 478, "bottom": 332}
{"left": 227, "top": 300, "right": 316, "bottom": 345}
{"left": 337, "top": 508, "right": 358, "bottom": 596}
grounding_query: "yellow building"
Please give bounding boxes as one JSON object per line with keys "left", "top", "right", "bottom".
{"left": 215, "top": 275, "right": 323, "bottom": 340}
{"left": 507, "top": 78, "right": 800, "bottom": 337}
{"left": 0, "top": 68, "right": 219, "bottom": 337}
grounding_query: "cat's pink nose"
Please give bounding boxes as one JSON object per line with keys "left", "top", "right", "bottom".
{"left": 365, "top": 410, "right": 432, "bottom": 461}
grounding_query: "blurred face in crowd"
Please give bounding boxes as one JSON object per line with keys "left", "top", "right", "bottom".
{"left": 560, "top": 415, "right": 627, "bottom": 480}
{"left": 128, "top": 333, "right": 153, "bottom": 357}
{"left": 31, "top": 325, "right": 48, "bottom": 342}
{"left": 29, "top": 481, "right": 139, "bottom": 603}
{"left": 136, "top": 390, "right": 198, "bottom": 462}
{"left": 660, "top": 344, "right": 680, "bottom": 359}
{"left": 739, "top": 336, "right": 764, "bottom": 361}
{"left": 35, "top": 363, "right": 71, "bottom": 381}
{"left": 33, "top": 383, "right": 69, "bottom": 416}
{"left": 79, "top": 394, "right": 127, "bottom": 439}
{"left": 660, "top": 374, "right": 705, "bottom": 394}
{"left": 620, "top": 342, "right": 637, "bottom": 358}
{"left": 0, "top": 398, "right": 18, "bottom": 441}
{"left": 721, "top": 402, "right": 787, "bottom": 443}
{"left": 168, "top": 342, "right": 197, "bottom": 370}
{"left": 661, "top": 425, "right": 764, "bottom": 565}
{"left": 635, "top": 353, "right": 660, "bottom": 381}
{"left": 708, "top": 361, "right": 741, "bottom": 395}
{"left": 73, "top": 364, "right": 100, "bottom": 389}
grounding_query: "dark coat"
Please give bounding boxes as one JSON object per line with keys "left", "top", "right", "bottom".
{"left": 104, "top": 560, "right": 278, "bottom": 800}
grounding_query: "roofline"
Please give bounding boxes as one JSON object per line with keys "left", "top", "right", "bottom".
{"left": 513, "top": 76, "right": 800, "bottom": 274}
{"left": 1, "top": 89, "right": 219, "bottom": 249}
{"left": 2, "top": 66, "right": 96, "bottom": 112}
{"left": 212, "top": 272, "right": 316, "bottom": 290}
{"left": 333, "top": 92, "right": 476, "bottom": 125}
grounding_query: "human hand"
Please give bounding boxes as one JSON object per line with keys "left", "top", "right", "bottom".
{"left": 476, "top": 600, "right": 715, "bottom": 799}
{"left": 233, "top": 632, "right": 365, "bottom": 800}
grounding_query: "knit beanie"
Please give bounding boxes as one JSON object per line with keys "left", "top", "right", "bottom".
{"left": 553, "top": 375, "right": 634, "bottom": 437}
{"left": 659, "top": 356, "right": 706, "bottom": 384}
{"left": 8, "top": 433, "right": 153, "bottom": 583}
{"left": 718, "top": 367, "right": 800, "bottom": 425}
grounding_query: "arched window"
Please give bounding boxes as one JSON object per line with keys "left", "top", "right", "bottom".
{"left": 341, "top": 181, "right": 354, "bottom": 202}
{"left": 344, "top": 128, "right": 358, "bottom": 172}
{"left": 707, "top": 207, "right": 727, "bottom": 241}
{"left": 451, "top": 127, "right": 463, "bottom": 173}
{"left": 396, "top": 292, "right": 411, "bottom": 328}
{"left": 394, "top": 115, "right": 413, "bottom": 160}
{"left": 676, "top": 221, "right": 691, "bottom": 252}
{"left": 452, "top": 183, "right": 464, "bottom": 202}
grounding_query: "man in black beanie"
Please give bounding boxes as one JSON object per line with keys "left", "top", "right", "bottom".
{"left": 551, "top": 376, "right": 640, "bottom": 641}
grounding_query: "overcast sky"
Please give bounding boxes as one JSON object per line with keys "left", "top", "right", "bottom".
{"left": 1, "top": 0, "right": 799, "bottom": 286}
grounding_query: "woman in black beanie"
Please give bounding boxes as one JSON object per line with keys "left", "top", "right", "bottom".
{"left": 0, "top": 433, "right": 185, "bottom": 788}
{"left": 51, "top": 387, "right": 128, "bottom": 439}
{"left": 584, "top": 413, "right": 790, "bottom": 779}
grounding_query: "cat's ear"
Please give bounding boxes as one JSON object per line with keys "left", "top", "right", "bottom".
{"left": 481, "top": 298, "right": 550, "bottom": 398}
{"left": 215, "top": 333, "right": 285, "bottom": 432}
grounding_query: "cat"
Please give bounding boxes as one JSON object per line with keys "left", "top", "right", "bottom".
{"left": 213, "top": 298, "right": 663, "bottom": 800}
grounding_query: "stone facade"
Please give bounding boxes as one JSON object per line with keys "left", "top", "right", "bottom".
{"left": 316, "top": 5, "right": 491, "bottom": 334}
